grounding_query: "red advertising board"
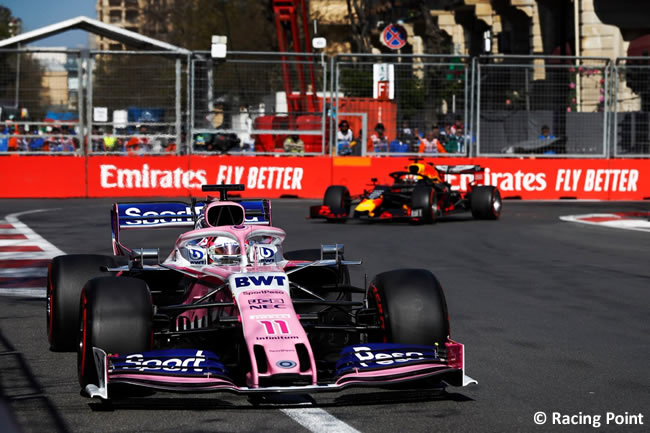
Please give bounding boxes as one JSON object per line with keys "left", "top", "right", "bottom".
{"left": 2, "top": 155, "right": 649, "bottom": 200}
{"left": 333, "top": 157, "right": 650, "bottom": 201}
{"left": 86, "top": 155, "right": 332, "bottom": 198}
{"left": 0, "top": 156, "right": 86, "bottom": 198}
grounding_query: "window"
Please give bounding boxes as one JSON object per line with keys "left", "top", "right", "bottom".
{"left": 109, "top": 11, "right": 122, "bottom": 24}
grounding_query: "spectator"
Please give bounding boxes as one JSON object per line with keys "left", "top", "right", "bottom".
{"left": 126, "top": 124, "right": 150, "bottom": 155}
{"left": 194, "top": 134, "right": 207, "bottom": 151}
{"left": 336, "top": 120, "right": 354, "bottom": 155}
{"left": 440, "top": 122, "right": 452, "bottom": 144}
{"left": 445, "top": 128, "right": 466, "bottom": 153}
{"left": 206, "top": 103, "right": 225, "bottom": 129}
{"left": 283, "top": 134, "right": 304, "bottom": 154}
{"left": 539, "top": 125, "right": 555, "bottom": 140}
{"left": 397, "top": 118, "right": 414, "bottom": 142}
{"left": 371, "top": 123, "right": 388, "bottom": 152}
{"left": 103, "top": 130, "right": 119, "bottom": 152}
{"left": 450, "top": 116, "right": 464, "bottom": 134}
{"left": 418, "top": 129, "right": 447, "bottom": 154}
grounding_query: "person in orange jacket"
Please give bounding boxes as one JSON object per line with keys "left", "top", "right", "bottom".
{"left": 418, "top": 128, "right": 447, "bottom": 154}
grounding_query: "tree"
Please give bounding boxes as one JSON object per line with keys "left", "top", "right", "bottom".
{"left": 345, "top": 0, "right": 377, "bottom": 53}
{"left": 139, "top": 0, "right": 276, "bottom": 52}
{"left": 0, "top": 6, "right": 13, "bottom": 40}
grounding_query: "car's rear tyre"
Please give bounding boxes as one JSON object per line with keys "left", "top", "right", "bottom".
{"left": 411, "top": 185, "right": 437, "bottom": 224}
{"left": 78, "top": 277, "right": 153, "bottom": 389}
{"left": 368, "top": 269, "right": 449, "bottom": 346}
{"left": 470, "top": 185, "right": 502, "bottom": 220}
{"left": 323, "top": 186, "right": 351, "bottom": 222}
{"left": 47, "top": 254, "right": 120, "bottom": 352}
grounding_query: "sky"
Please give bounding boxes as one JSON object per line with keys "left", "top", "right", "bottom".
{"left": 2, "top": 0, "right": 97, "bottom": 48}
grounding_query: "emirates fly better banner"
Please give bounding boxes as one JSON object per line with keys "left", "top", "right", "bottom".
{"left": 1, "top": 155, "right": 648, "bottom": 200}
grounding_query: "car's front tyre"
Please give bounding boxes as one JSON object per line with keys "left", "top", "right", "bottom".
{"left": 47, "top": 255, "right": 120, "bottom": 351}
{"left": 78, "top": 276, "right": 153, "bottom": 389}
{"left": 368, "top": 269, "right": 449, "bottom": 346}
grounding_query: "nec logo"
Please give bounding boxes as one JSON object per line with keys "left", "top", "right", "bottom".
{"left": 234, "top": 275, "right": 286, "bottom": 288}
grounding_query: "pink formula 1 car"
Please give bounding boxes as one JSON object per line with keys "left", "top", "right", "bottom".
{"left": 47, "top": 185, "right": 476, "bottom": 400}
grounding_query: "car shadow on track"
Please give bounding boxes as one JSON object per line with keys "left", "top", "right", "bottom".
{"left": 0, "top": 330, "right": 72, "bottom": 433}
{"left": 88, "top": 387, "right": 473, "bottom": 411}
{"left": 309, "top": 215, "right": 476, "bottom": 226}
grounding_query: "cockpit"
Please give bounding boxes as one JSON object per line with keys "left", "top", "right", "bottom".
{"left": 176, "top": 227, "right": 285, "bottom": 267}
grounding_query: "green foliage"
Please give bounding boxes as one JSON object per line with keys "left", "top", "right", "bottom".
{"left": 92, "top": 54, "right": 177, "bottom": 116}
{"left": 339, "top": 68, "right": 373, "bottom": 97}
{"left": 396, "top": 76, "right": 425, "bottom": 120}
{"left": 0, "top": 6, "right": 13, "bottom": 40}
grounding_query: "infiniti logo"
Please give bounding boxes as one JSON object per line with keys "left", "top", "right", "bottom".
{"left": 276, "top": 360, "right": 297, "bottom": 369}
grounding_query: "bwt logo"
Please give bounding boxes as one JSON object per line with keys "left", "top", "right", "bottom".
{"left": 353, "top": 346, "right": 424, "bottom": 367}
{"left": 234, "top": 275, "right": 286, "bottom": 288}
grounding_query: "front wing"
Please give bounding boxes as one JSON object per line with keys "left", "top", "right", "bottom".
{"left": 309, "top": 205, "right": 350, "bottom": 221}
{"left": 85, "top": 342, "right": 476, "bottom": 399}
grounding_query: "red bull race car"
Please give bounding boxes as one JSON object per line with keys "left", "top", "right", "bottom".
{"left": 47, "top": 184, "right": 476, "bottom": 400}
{"left": 310, "top": 160, "right": 502, "bottom": 223}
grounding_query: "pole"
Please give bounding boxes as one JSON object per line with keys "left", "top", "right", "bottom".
{"left": 574, "top": 0, "right": 581, "bottom": 111}
{"left": 14, "top": 47, "right": 21, "bottom": 109}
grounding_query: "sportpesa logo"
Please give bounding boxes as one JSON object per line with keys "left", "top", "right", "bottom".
{"left": 121, "top": 350, "right": 206, "bottom": 372}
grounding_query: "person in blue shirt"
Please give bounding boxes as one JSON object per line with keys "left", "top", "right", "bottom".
{"left": 539, "top": 125, "right": 555, "bottom": 140}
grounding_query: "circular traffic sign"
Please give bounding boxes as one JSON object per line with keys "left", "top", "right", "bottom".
{"left": 381, "top": 24, "right": 407, "bottom": 50}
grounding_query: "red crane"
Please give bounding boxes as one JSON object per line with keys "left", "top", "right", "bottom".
{"left": 272, "top": 0, "right": 319, "bottom": 114}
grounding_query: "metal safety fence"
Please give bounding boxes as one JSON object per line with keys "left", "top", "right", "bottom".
{"left": 475, "top": 55, "right": 611, "bottom": 157}
{"left": 87, "top": 50, "right": 185, "bottom": 155}
{"left": 332, "top": 53, "right": 470, "bottom": 157}
{"left": 1, "top": 47, "right": 649, "bottom": 158}
{"left": 190, "top": 51, "right": 327, "bottom": 155}
{"left": 0, "top": 48, "right": 82, "bottom": 154}
{"left": 612, "top": 58, "right": 650, "bottom": 157}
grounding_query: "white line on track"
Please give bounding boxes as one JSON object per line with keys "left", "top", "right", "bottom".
{"left": 0, "top": 267, "right": 49, "bottom": 277}
{"left": 6, "top": 210, "right": 65, "bottom": 256}
{"left": 0, "top": 210, "right": 65, "bottom": 298}
{"left": 0, "top": 288, "right": 47, "bottom": 297}
{"left": 281, "top": 408, "right": 362, "bottom": 433}
{"left": 560, "top": 214, "right": 650, "bottom": 233}
{"left": 0, "top": 252, "right": 57, "bottom": 260}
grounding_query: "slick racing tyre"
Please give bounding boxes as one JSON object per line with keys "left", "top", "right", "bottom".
{"left": 78, "top": 277, "right": 152, "bottom": 389}
{"left": 323, "top": 185, "right": 351, "bottom": 222}
{"left": 470, "top": 185, "right": 502, "bottom": 220}
{"left": 411, "top": 184, "right": 437, "bottom": 224}
{"left": 368, "top": 269, "right": 449, "bottom": 347}
{"left": 47, "top": 254, "right": 121, "bottom": 352}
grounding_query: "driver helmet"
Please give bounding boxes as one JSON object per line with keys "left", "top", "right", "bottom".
{"left": 403, "top": 174, "right": 419, "bottom": 184}
{"left": 207, "top": 236, "right": 241, "bottom": 265}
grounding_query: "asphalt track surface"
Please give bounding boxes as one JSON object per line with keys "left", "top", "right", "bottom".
{"left": 0, "top": 199, "right": 648, "bottom": 433}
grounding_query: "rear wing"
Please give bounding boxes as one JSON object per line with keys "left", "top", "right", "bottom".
{"left": 111, "top": 200, "right": 272, "bottom": 256}
{"left": 435, "top": 165, "right": 485, "bottom": 185}
{"left": 435, "top": 165, "right": 483, "bottom": 175}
